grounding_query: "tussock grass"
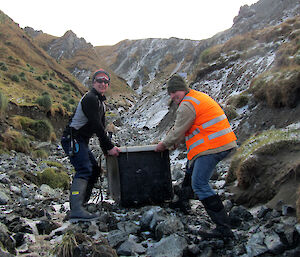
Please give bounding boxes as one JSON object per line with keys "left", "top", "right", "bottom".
{"left": 51, "top": 230, "right": 118, "bottom": 257}
{"left": 10, "top": 115, "right": 54, "bottom": 141}
{"left": 31, "top": 149, "right": 48, "bottom": 159}
{"left": 0, "top": 90, "right": 8, "bottom": 115}
{"left": 199, "top": 45, "right": 222, "bottom": 64}
{"left": 223, "top": 34, "right": 256, "bottom": 53}
{"left": 35, "top": 93, "right": 52, "bottom": 112}
{"left": 37, "top": 167, "right": 70, "bottom": 189}
{"left": 227, "top": 93, "right": 249, "bottom": 108}
{"left": 42, "top": 160, "right": 63, "bottom": 168}
{"left": 227, "top": 128, "right": 300, "bottom": 187}
{"left": 51, "top": 231, "right": 78, "bottom": 257}
{"left": 0, "top": 128, "right": 31, "bottom": 153}
{"left": 223, "top": 105, "right": 238, "bottom": 121}
{"left": 249, "top": 67, "right": 300, "bottom": 108}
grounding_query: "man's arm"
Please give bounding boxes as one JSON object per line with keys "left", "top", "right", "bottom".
{"left": 156, "top": 102, "right": 195, "bottom": 151}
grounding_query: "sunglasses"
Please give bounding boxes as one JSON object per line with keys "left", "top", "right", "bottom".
{"left": 95, "top": 78, "right": 110, "bottom": 84}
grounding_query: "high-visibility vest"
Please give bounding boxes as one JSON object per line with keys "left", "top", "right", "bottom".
{"left": 181, "top": 90, "right": 237, "bottom": 160}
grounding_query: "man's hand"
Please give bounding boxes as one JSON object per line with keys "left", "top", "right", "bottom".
{"left": 155, "top": 142, "right": 166, "bottom": 152}
{"left": 108, "top": 146, "right": 121, "bottom": 156}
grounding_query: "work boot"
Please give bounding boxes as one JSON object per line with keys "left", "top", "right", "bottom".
{"left": 84, "top": 165, "right": 102, "bottom": 204}
{"left": 83, "top": 182, "right": 93, "bottom": 204}
{"left": 199, "top": 194, "right": 234, "bottom": 238}
{"left": 169, "top": 172, "right": 193, "bottom": 213}
{"left": 69, "top": 178, "right": 99, "bottom": 222}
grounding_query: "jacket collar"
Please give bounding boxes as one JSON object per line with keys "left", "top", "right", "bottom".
{"left": 91, "top": 88, "right": 106, "bottom": 101}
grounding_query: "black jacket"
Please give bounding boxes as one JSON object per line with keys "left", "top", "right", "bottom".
{"left": 63, "top": 88, "right": 114, "bottom": 153}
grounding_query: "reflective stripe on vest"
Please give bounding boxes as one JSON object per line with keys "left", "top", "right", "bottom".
{"left": 208, "top": 127, "right": 233, "bottom": 140}
{"left": 186, "top": 128, "right": 200, "bottom": 141}
{"left": 186, "top": 127, "right": 233, "bottom": 152}
{"left": 189, "top": 138, "right": 205, "bottom": 151}
{"left": 182, "top": 90, "right": 237, "bottom": 160}
{"left": 202, "top": 114, "right": 226, "bottom": 129}
{"left": 185, "top": 114, "right": 228, "bottom": 141}
{"left": 183, "top": 96, "right": 201, "bottom": 105}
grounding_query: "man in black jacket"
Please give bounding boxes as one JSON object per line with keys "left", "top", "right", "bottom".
{"left": 61, "top": 69, "right": 120, "bottom": 221}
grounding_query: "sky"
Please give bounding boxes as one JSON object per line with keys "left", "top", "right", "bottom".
{"left": 1, "top": 0, "right": 259, "bottom": 46}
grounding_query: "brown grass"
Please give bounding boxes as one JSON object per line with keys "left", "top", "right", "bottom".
{"left": 199, "top": 44, "right": 223, "bottom": 63}
{"left": 249, "top": 67, "right": 300, "bottom": 108}
{"left": 235, "top": 155, "right": 260, "bottom": 189}
{"left": 223, "top": 34, "right": 255, "bottom": 53}
{"left": 1, "top": 128, "right": 31, "bottom": 153}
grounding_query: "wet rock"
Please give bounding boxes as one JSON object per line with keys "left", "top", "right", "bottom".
{"left": 107, "top": 229, "right": 129, "bottom": 248}
{"left": 140, "top": 206, "right": 166, "bottom": 231}
{"left": 282, "top": 205, "right": 296, "bottom": 216}
{"left": 0, "top": 190, "right": 10, "bottom": 204}
{"left": 146, "top": 234, "right": 187, "bottom": 257}
{"left": 229, "top": 205, "right": 253, "bottom": 227}
{"left": 117, "top": 234, "right": 146, "bottom": 256}
{"left": 36, "top": 220, "right": 60, "bottom": 235}
{"left": 264, "top": 231, "right": 286, "bottom": 254}
{"left": 245, "top": 231, "right": 268, "bottom": 256}
{"left": 0, "top": 222, "right": 16, "bottom": 255}
{"left": 155, "top": 216, "right": 184, "bottom": 240}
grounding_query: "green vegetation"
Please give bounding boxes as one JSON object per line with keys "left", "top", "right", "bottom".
{"left": 51, "top": 231, "right": 78, "bottom": 257}
{"left": 249, "top": 68, "right": 300, "bottom": 108}
{"left": 37, "top": 167, "right": 70, "bottom": 189}
{"left": 227, "top": 128, "right": 300, "bottom": 186}
{"left": 10, "top": 74, "right": 19, "bottom": 82}
{"left": 0, "top": 128, "right": 31, "bottom": 153}
{"left": 0, "top": 90, "right": 8, "bottom": 115}
{"left": 26, "top": 63, "right": 34, "bottom": 72}
{"left": 31, "top": 149, "right": 48, "bottom": 159}
{"left": 223, "top": 105, "right": 238, "bottom": 121}
{"left": 42, "top": 160, "right": 63, "bottom": 168}
{"left": 0, "top": 62, "right": 8, "bottom": 71}
{"left": 227, "top": 93, "right": 249, "bottom": 108}
{"left": 200, "top": 46, "right": 222, "bottom": 63}
{"left": 35, "top": 94, "right": 52, "bottom": 111}
{"left": 30, "top": 119, "right": 53, "bottom": 141}
{"left": 19, "top": 71, "right": 27, "bottom": 82}
{"left": 47, "top": 82, "right": 57, "bottom": 89}
{"left": 10, "top": 115, "right": 54, "bottom": 141}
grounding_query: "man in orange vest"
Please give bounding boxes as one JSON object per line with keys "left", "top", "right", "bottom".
{"left": 155, "top": 74, "right": 237, "bottom": 238}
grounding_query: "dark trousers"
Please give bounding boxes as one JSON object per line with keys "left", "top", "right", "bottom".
{"left": 61, "top": 136, "right": 98, "bottom": 181}
{"left": 191, "top": 149, "right": 231, "bottom": 200}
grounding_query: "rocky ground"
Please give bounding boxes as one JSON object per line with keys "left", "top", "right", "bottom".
{"left": 0, "top": 136, "right": 300, "bottom": 257}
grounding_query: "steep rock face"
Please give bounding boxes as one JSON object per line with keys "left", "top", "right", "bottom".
{"left": 23, "top": 26, "right": 43, "bottom": 38}
{"left": 97, "top": 0, "right": 300, "bottom": 92}
{"left": 107, "top": 38, "right": 200, "bottom": 88}
{"left": 47, "top": 30, "right": 93, "bottom": 60}
{"left": 213, "top": 0, "right": 300, "bottom": 44}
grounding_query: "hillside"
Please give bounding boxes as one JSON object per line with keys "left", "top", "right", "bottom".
{"left": 0, "top": 11, "right": 86, "bottom": 109}
{"left": 0, "top": 0, "right": 300, "bottom": 256}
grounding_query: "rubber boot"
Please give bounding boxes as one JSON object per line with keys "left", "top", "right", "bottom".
{"left": 199, "top": 194, "right": 234, "bottom": 238}
{"left": 69, "top": 178, "right": 99, "bottom": 222}
{"left": 83, "top": 180, "right": 94, "bottom": 204}
{"left": 169, "top": 172, "right": 193, "bottom": 213}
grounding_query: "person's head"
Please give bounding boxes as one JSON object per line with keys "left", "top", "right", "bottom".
{"left": 167, "top": 74, "right": 189, "bottom": 105}
{"left": 92, "top": 69, "right": 110, "bottom": 95}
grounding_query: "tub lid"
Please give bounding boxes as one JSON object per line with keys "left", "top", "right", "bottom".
{"left": 119, "top": 145, "right": 157, "bottom": 153}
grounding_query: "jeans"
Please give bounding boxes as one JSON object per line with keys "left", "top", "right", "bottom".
{"left": 191, "top": 149, "right": 231, "bottom": 200}
{"left": 61, "top": 136, "right": 98, "bottom": 181}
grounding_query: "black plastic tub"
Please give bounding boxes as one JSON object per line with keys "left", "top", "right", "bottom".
{"left": 106, "top": 145, "right": 173, "bottom": 207}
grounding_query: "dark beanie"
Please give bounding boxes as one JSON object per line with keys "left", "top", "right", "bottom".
{"left": 167, "top": 74, "right": 189, "bottom": 94}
